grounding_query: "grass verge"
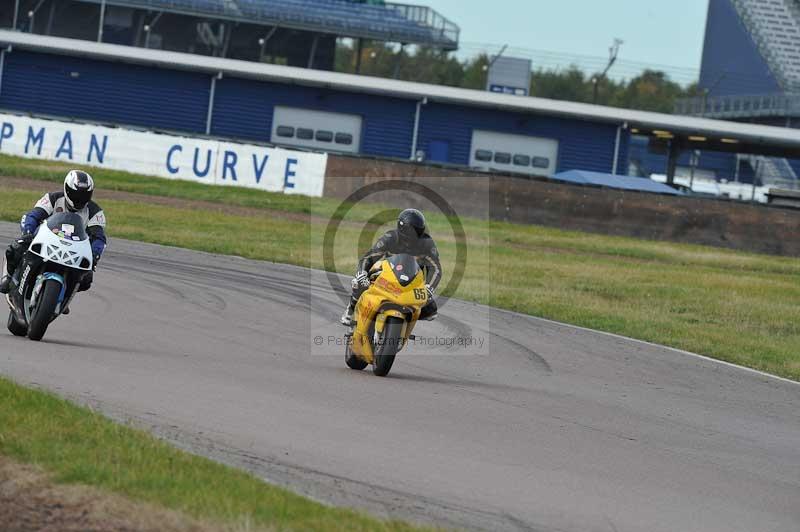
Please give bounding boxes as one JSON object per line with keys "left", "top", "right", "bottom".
{"left": 0, "top": 376, "right": 430, "bottom": 531}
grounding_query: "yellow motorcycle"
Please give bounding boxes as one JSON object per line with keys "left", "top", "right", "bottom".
{"left": 345, "top": 254, "right": 428, "bottom": 377}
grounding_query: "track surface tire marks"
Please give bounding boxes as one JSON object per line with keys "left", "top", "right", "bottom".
{"left": 0, "top": 223, "right": 798, "bottom": 532}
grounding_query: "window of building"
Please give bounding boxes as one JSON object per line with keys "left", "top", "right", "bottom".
{"left": 316, "top": 130, "right": 334, "bottom": 142}
{"left": 335, "top": 133, "right": 354, "bottom": 145}
{"left": 475, "top": 150, "right": 493, "bottom": 162}
{"left": 276, "top": 126, "right": 295, "bottom": 138}
{"left": 532, "top": 157, "right": 550, "bottom": 169}
{"left": 494, "top": 152, "right": 512, "bottom": 164}
{"left": 513, "top": 154, "right": 531, "bottom": 166}
{"left": 297, "top": 128, "right": 314, "bottom": 140}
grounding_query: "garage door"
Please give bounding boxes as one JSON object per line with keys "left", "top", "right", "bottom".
{"left": 271, "top": 106, "right": 363, "bottom": 154}
{"left": 470, "top": 130, "right": 558, "bottom": 176}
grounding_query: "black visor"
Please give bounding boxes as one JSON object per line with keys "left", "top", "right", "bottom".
{"left": 66, "top": 187, "right": 93, "bottom": 210}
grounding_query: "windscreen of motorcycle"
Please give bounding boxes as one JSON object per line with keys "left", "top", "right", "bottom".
{"left": 44, "top": 212, "right": 88, "bottom": 241}
{"left": 386, "top": 254, "right": 421, "bottom": 287}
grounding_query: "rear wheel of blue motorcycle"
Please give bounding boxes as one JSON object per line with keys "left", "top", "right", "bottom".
{"left": 27, "top": 280, "right": 60, "bottom": 341}
{"left": 7, "top": 311, "right": 27, "bottom": 337}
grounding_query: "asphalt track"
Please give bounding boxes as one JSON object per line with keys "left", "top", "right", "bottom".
{"left": 0, "top": 221, "right": 798, "bottom": 532}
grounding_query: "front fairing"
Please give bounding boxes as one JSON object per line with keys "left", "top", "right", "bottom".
{"left": 351, "top": 261, "right": 427, "bottom": 363}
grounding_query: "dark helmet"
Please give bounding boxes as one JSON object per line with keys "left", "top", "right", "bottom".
{"left": 64, "top": 170, "right": 94, "bottom": 211}
{"left": 397, "top": 208, "right": 426, "bottom": 244}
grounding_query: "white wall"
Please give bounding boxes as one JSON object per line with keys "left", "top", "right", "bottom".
{"left": 0, "top": 113, "right": 328, "bottom": 197}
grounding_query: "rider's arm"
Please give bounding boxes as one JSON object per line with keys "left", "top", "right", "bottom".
{"left": 357, "top": 231, "right": 392, "bottom": 273}
{"left": 20, "top": 193, "right": 56, "bottom": 234}
{"left": 418, "top": 240, "right": 443, "bottom": 292}
{"left": 86, "top": 205, "right": 107, "bottom": 259}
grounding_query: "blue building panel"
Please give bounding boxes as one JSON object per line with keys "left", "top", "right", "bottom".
{"left": 0, "top": 50, "right": 210, "bottom": 133}
{"left": 417, "top": 102, "right": 623, "bottom": 173}
{"left": 700, "top": 0, "right": 782, "bottom": 96}
{"left": 211, "top": 77, "right": 417, "bottom": 158}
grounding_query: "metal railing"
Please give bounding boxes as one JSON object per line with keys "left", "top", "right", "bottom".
{"left": 71, "top": 0, "right": 460, "bottom": 48}
{"left": 385, "top": 3, "right": 460, "bottom": 44}
{"left": 674, "top": 92, "right": 800, "bottom": 118}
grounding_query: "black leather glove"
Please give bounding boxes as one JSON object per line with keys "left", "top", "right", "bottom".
{"left": 78, "top": 271, "right": 93, "bottom": 292}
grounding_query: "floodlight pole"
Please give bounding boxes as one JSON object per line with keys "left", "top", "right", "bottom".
{"left": 98, "top": 0, "right": 107, "bottom": 42}
{"left": 12, "top": 0, "right": 20, "bottom": 30}
{"left": 593, "top": 38, "right": 623, "bottom": 104}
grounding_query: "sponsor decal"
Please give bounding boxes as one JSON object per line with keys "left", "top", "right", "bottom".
{"left": 375, "top": 276, "right": 402, "bottom": 296}
{"left": 18, "top": 265, "right": 31, "bottom": 295}
{"left": 35, "top": 195, "right": 52, "bottom": 210}
{"left": 396, "top": 264, "right": 404, "bottom": 271}
{"left": 400, "top": 274, "right": 409, "bottom": 282}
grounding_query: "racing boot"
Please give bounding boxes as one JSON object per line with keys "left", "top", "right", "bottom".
{"left": 0, "top": 258, "right": 13, "bottom": 294}
{"left": 0, "top": 275, "right": 10, "bottom": 294}
{"left": 340, "top": 299, "right": 356, "bottom": 327}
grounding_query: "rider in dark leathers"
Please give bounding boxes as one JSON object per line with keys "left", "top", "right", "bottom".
{"left": 341, "top": 209, "right": 441, "bottom": 326}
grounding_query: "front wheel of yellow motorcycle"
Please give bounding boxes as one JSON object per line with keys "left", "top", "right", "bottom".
{"left": 373, "top": 317, "right": 404, "bottom": 377}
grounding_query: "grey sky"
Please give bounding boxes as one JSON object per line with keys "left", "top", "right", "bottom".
{"left": 424, "top": 0, "right": 710, "bottom": 78}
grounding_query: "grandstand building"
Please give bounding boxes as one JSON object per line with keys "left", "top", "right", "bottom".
{"left": 0, "top": 0, "right": 459, "bottom": 71}
{"left": 665, "top": 0, "right": 800, "bottom": 190}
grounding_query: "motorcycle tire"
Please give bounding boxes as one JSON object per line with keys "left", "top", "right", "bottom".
{"left": 27, "top": 280, "right": 61, "bottom": 342}
{"left": 373, "top": 317, "right": 404, "bottom": 377}
{"left": 7, "top": 311, "right": 27, "bottom": 337}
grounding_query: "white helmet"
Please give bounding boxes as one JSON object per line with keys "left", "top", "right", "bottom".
{"left": 64, "top": 170, "right": 94, "bottom": 211}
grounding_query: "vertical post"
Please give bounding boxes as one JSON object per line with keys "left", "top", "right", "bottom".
{"left": 689, "top": 150, "right": 699, "bottom": 192}
{"left": 666, "top": 139, "right": 680, "bottom": 186}
{"left": 410, "top": 97, "right": 426, "bottom": 160}
{"left": 354, "top": 38, "right": 363, "bottom": 74}
{"left": 206, "top": 73, "right": 220, "bottom": 136}
{"left": 98, "top": 0, "right": 107, "bottom": 42}
{"left": 307, "top": 34, "right": 319, "bottom": 69}
{"left": 393, "top": 43, "right": 406, "bottom": 79}
{"left": 751, "top": 159, "right": 759, "bottom": 202}
{"left": 13, "top": 0, "right": 20, "bottom": 30}
{"left": 611, "top": 122, "right": 624, "bottom": 175}
{"left": 220, "top": 23, "right": 232, "bottom": 58}
{"left": 0, "top": 48, "right": 6, "bottom": 100}
{"left": 46, "top": 1, "right": 57, "bottom": 36}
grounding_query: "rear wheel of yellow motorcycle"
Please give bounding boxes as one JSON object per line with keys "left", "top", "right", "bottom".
{"left": 373, "top": 317, "right": 404, "bottom": 377}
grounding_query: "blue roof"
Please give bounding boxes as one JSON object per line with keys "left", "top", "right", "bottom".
{"left": 552, "top": 170, "right": 682, "bottom": 195}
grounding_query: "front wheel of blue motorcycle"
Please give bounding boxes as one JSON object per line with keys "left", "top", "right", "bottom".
{"left": 27, "top": 280, "right": 61, "bottom": 341}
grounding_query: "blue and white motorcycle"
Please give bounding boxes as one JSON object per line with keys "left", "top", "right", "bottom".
{"left": 5, "top": 213, "right": 93, "bottom": 341}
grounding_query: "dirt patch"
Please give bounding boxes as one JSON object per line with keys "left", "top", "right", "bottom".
{"left": 0, "top": 456, "right": 229, "bottom": 532}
